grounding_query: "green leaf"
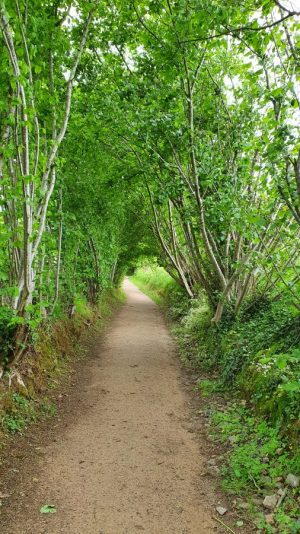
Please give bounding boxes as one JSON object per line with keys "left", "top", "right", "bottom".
{"left": 40, "top": 504, "right": 57, "bottom": 514}
{"left": 281, "top": 382, "right": 300, "bottom": 393}
{"left": 276, "top": 356, "right": 287, "bottom": 370}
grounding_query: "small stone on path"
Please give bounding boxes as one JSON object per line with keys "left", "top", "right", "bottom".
{"left": 216, "top": 506, "right": 227, "bottom": 516}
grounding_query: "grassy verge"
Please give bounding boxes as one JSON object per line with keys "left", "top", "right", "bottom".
{"left": 131, "top": 265, "right": 300, "bottom": 534}
{"left": 130, "top": 265, "right": 176, "bottom": 305}
{"left": 0, "top": 288, "right": 125, "bottom": 445}
{"left": 130, "top": 265, "right": 189, "bottom": 318}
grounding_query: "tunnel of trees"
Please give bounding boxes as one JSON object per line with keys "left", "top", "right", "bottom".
{"left": 1, "top": 4, "right": 300, "bottom": 529}
{"left": 0, "top": 0, "right": 299, "bottom": 367}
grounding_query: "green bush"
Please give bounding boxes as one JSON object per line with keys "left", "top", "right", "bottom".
{"left": 219, "top": 301, "right": 299, "bottom": 384}
{"left": 174, "top": 294, "right": 300, "bottom": 435}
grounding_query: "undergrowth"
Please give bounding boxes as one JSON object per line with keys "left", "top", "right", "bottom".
{"left": 131, "top": 264, "right": 189, "bottom": 317}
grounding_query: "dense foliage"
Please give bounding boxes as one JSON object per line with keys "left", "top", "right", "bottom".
{"left": 1, "top": 1, "right": 300, "bottom": 530}
{"left": 87, "top": 0, "right": 300, "bottom": 326}
{"left": 0, "top": 0, "right": 154, "bottom": 366}
{"left": 0, "top": 2, "right": 299, "bottom": 376}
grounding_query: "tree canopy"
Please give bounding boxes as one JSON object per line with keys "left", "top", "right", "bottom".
{"left": 0, "top": 0, "right": 299, "bottom": 364}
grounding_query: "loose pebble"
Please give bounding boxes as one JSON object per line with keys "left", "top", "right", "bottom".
{"left": 216, "top": 506, "right": 227, "bottom": 516}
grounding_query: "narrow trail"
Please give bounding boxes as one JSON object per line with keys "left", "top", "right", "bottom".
{"left": 1, "top": 280, "right": 220, "bottom": 534}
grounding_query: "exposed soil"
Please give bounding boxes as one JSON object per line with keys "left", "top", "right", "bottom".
{"left": 0, "top": 280, "right": 237, "bottom": 534}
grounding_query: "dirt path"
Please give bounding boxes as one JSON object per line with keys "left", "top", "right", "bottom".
{"left": 1, "top": 280, "right": 221, "bottom": 534}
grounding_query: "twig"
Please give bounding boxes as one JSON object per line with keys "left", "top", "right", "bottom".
{"left": 249, "top": 473, "right": 260, "bottom": 490}
{"left": 213, "top": 515, "right": 237, "bottom": 534}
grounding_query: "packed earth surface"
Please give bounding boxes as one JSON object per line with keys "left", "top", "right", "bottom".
{"left": 0, "top": 280, "right": 228, "bottom": 534}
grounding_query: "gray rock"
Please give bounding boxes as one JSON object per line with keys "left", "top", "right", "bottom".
{"left": 263, "top": 495, "right": 278, "bottom": 510}
{"left": 216, "top": 506, "right": 227, "bottom": 516}
{"left": 285, "top": 474, "right": 299, "bottom": 488}
{"left": 228, "top": 435, "right": 238, "bottom": 444}
{"left": 207, "top": 458, "right": 217, "bottom": 466}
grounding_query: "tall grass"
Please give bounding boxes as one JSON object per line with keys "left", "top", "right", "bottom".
{"left": 130, "top": 265, "right": 176, "bottom": 306}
